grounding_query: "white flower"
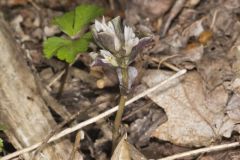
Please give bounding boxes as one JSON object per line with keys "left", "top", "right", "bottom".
{"left": 91, "top": 16, "right": 152, "bottom": 92}
{"left": 92, "top": 17, "right": 152, "bottom": 67}
{"left": 94, "top": 17, "right": 121, "bottom": 51}
{"left": 100, "top": 50, "right": 118, "bottom": 67}
{"left": 123, "top": 26, "right": 139, "bottom": 55}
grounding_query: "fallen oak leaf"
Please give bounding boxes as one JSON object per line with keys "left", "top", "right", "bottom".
{"left": 142, "top": 70, "right": 234, "bottom": 147}
{"left": 111, "top": 134, "right": 147, "bottom": 160}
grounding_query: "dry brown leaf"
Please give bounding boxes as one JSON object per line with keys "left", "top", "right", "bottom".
{"left": 170, "top": 44, "right": 204, "bottom": 68}
{"left": 125, "top": 0, "right": 174, "bottom": 26}
{"left": 185, "top": 0, "right": 201, "bottom": 8}
{"left": 182, "top": 19, "right": 204, "bottom": 38}
{"left": 227, "top": 96, "right": 240, "bottom": 122}
{"left": 223, "top": 0, "right": 240, "bottom": 10}
{"left": 231, "top": 36, "right": 240, "bottom": 77}
{"left": 199, "top": 156, "right": 215, "bottom": 160}
{"left": 142, "top": 70, "right": 236, "bottom": 147}
{"left": 128, "top": 142, "right": 147, "bottom": 160}
{"left": 132, "top": 0, "right": 174, "bottom": 17}
{"left": 111, "top": 135, "right": 131, "bottom": 160}
{"left": 111, "top": 135, "right": 147, "bottom": 160}
{"left": 197, "top": 56, "right": 233, "bottom": 90}
{"left": 129, "top": 108, "right": 167, "bottom": 147}
{"left": 44, "top": 25, "right": 60, "bottom": 37}
{"left": 10, "top": 15, "right": 30, "bottom": 42}
{"left": 2, "top": 0, "right": 28, "bottom": 6}
{"left": 211, "top": 8, "right": 235, "bottom": 35}
{"left": 226, "top": 94, "right": 240, "bottom": 126}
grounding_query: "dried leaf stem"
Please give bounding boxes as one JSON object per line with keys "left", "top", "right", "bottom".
{"left": 57, "top": 63, "right": 69, "bottom": 98}
{"left": 69, "top": 131, "right": 84, "bottom": 160}
{"left": 158, "top": 142, "right": 240, "bottom": 160}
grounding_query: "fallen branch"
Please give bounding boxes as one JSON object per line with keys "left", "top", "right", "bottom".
{"left": 0, "top": 15, "right": 77, "bottom": 160}
{"left": 158, "top": 142, "right": 240, "bottom": 160}
{"left": 1, "top": 69, "right": 186, "bottom": 160}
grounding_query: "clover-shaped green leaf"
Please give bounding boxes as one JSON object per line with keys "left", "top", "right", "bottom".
{"left": 43, "top": 32, "right": 92, "bottom": 63}
{"left": 53, "top": 4, "right": 104, "bottom": 36}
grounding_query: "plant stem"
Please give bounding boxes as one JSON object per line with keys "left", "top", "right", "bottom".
{"left": 57, "top": 63, "right": 69, "bottom": 98}
{"left": 69, "top": 131, "right": 83, "bottom": 160}
{"left": 112, "top": 67, "right": 128, "bottom": 150}
{"left": 112, "top": 94, "right": 127, "bottom": 150}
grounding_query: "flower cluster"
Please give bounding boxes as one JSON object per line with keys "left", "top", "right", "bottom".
{"left": 91, "top": 16, "right": 151, "bottom": 92}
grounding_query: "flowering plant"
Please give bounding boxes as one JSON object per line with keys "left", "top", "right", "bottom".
{"left": 91, "top": 16, "right": 151, "bottom": 94}
{"left": 91, "top": 16, "right": 152, "bottom": 149}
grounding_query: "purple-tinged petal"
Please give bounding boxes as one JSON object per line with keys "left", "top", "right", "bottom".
{"left": 91, "top": 58, "right": 113, "bottom": 68}
{"left": 129, "top": 37, "right": 154, "bottom": 64}
{"left": 91, "top": 26, "right": 105, "bottom": 49}
{"left": 97, "top": 32, "right": 118, "bottom": 53}
{"left": 92, "top": 16, "right": 121, "bottom": 52}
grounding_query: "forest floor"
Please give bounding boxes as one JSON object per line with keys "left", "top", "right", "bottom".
{"left": 0, "top": 0, "right": 240, "bottom": 159}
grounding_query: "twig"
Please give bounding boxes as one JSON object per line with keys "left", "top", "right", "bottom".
{"left": 109, "top": 0, "right": 115, "bottom": 10}
{"left": 210, "top": 9, "right": 219, "bottom": 30}
{"left": 46, "top": 69, "right": 65, "bottom": 89}
{"left": 46, "top": 58, "right": 76, "bottom": 89}
{"left": 32, "top": 99, "right": 111, "bottom": 160}
{"left": 57, "top": 63, "right": 70, "bottom": 98}
{"left": 27, "top": 0, "right": 41, "bottom": 10}
{"left": 1, "top": 69, "right": 186, "bottom": 160}
{"left": 144, "top": 55, "right": 180, "bottom": 72}
{"left": 69, "top": 131, "right": 84, "bottom": 160}
{"left": 158, "top": 142, "right": 240, "bottom": 160}
{"left": 160, "top": 0, "right": 186, "bottom": 37}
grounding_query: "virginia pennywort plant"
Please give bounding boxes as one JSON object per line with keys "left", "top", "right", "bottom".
{"left": 91, "top": 16, "right": 151, "bottom": 149}
{"left": 43, "top": 4, "right": 103, "bottom": 97}
{"left": 44, "top": 4, "right": 103, "bottom": 63}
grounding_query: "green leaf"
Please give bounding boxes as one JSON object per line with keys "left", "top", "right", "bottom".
{"left": 0, "top": 124, "right": 6, "bottom": 131}
{"left": 53, "top": 11, "right": 76, "bottom": 36}
{"left": 43, "top": 37, "right": 70, "bottom": 59}
{"left": 74, "top": 5, "right": 104, "bottom": 34}
{"left": 53, "top": 4, "right": 104, "bottom": 36}
{"left": 43, "top": 32, "right": 92, "bottom": 63}
{"left": 0, "top": 138, "right": 3, "bottom": 153}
